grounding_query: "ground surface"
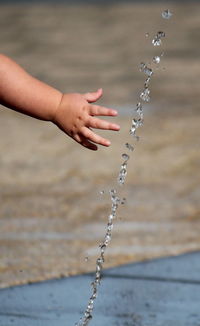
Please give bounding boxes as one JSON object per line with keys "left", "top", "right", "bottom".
{"left": 0, "top": 2, "right": 200, "bottom": 288}
{"left": 0, "top": 251, "right": 200, "bottom": 326}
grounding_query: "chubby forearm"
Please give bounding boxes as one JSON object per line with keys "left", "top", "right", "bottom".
{"left": 0, "top": 54, "right": 120, "bottom": 150}
{"left": 0, "top": 54, "right": 62, "bottom": 121}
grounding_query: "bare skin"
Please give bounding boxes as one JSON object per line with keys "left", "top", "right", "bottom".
{"left": 0, "top": 54, "right": 120, "bottom": 150}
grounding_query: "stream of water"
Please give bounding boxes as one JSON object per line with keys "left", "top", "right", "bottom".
{"left": 75, "top": 9, "right": 173, "bottom": 326}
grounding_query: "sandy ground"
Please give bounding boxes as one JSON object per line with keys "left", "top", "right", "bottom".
{"left": 0, "top": 2, "right": 200, "bottom": 288}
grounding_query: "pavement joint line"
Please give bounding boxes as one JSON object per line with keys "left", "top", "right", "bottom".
{"left": 102, "top": 273, "right": 200, "bottom": 285}
{"left": 0, "top": 311, "right": 49, "bottom": 320}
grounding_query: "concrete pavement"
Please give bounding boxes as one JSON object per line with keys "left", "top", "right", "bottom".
{"left": 0, "top": 251, "right": 200, "bottom": 325}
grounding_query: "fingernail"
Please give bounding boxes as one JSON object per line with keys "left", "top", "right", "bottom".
{"left": 106, "top": 140, "right": 111, "bottom": 146}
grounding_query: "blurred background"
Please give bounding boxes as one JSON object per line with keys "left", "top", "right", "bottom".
{"left": 0, "top": 0, "right": 199, "bottom": 288}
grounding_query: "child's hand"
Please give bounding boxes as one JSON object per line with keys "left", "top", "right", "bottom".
{"left": 52, "top": 88, "right": 120, "bottom": 150}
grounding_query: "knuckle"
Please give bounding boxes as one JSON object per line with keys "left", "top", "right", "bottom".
{"left": 96, "top": 105, "right": 101, "bottom": 113}
{"left": 86, "top": 116, "right": 92, "bottom": 126}
{"left": 82, "top": 105, "right": 89, "bottom": 113}
{"left": 92, "top": 119, "right": 99, "bottom": 128}
{"left": 102, "top": 121, "right": 109, "bottom": 129}
{"left": 72, "top": 124, "right": 78, "bottom": 134}
{"left": 83, "top": 129, "right": 90, "bottom": 138}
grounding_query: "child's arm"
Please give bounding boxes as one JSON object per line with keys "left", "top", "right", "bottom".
{"left": 0, "top": 54, "right": 120, "bottom": 150}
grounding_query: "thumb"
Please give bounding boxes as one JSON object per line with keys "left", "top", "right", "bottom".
{"left": 83, "top": 88, "right": 103, "bottom": 103}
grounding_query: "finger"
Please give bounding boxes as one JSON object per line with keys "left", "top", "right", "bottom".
{"left": 90, "top": 105, "right": 118, "bottom": 117}
{"left": 83, "top": 88, "right": 103, "bottom": 103}
{"left": 82, "top": 127, "right": 111, "bottom": 147}
{"left": 80, "top": 137, "right": 98, "bottom": 151}
{"left": 74, "top": 133, "right": 98, "bottom": 151}
{"left": 88, "top": 117, "right": 120, "bottom": 131}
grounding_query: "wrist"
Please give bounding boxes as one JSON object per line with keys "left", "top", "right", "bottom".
{"left": 49, "top": 91, "right": 64, "bottom": 123}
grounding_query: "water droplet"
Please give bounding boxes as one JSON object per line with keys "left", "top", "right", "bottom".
{"left": 105, "top": 234, "right": 111, "bottom": 244}
{"left": 152, "top": 37, "right": 162, "bottom": 46}
{"left": 95, "top": 273, "right": 101, "bottom": 282}
{"left": 162, "top": 9, "right": 172, "bottom": 19}
{"left": 97, "top": 257, "right": 104, "bottom": 265}
{"left": 122, "top": 153, "right": 130, "bottom": 161}
{"left": 107, "top": 223, "right": 113, "bottom": 232}
{"left": 108, "top": 214, "right": 114, "bottom": 222}
{"left": 139, "top": 62, "right": 153, "bottom": 77}
{"left": 133, "top": 118, "right": 141, "bottom": 129}
{"left": 157, "top": 31, "right": 165, "bottom": 38}
{"left": 125, "top": 143, "right": 134, "bottom": 151}
{"left": 91, "top": 293, "right": 97, "bottom": 300}
{"left": 161, "top": 51, "right": 164, "bottom": 57}
{"left": 99, "top": 190, "right": 104, "bottom": 195}
{"left": 136, "top": 102, "right": 142, "bottom": 110}
{"left": 138, "top": 118, "right": 143, "bottom": 127}
{"left": 152, "top": 31, "right": 165, "bottom": 47}
{"left": 135, "top": 102, "right": 144, "bottom": 119}
{"left": 129, "top": 116, "right": 143, "bottom": 137}
{"left": 85, "top": 256, "right": 89, "bottom": 262}
{"left": 140, "top": 88, "right": 150, "bottom": 102}
{"left": 129, "top": 130, "right": 135, "bottom": 138}
{"left": 152, "top": 56, "right": 160, "bottom": 64}
{"left": 99, "top": 243, "right": 106, "bottom": 253}
{"left": 118, "top": 162, "right": 127, "bottom": 185}
{"left": 145, "top": 32, "right": 149, "bottom": 38}
{"left": 130, "top": 126, "right": 136, "bottom": 136}
{"left": 109, "top": 189, "right": 116, "bottom": 196}
{"left": 121, "top": 198, "right": 126, "bottom": 205}
{"left": 144, "top": 76, "right": 151, "bottom": 88}
{"left": 96, "top": 264, "right": 102, "bottom": 273}
{"left": 139, "top": 62, "right": 145, "bottom": 70}
{"left": 129, "top": 122, "right": 140, "bottom": 140}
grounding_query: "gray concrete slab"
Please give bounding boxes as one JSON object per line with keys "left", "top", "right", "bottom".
{"left": 0, "top": 251, "right": 200, "bottom": 326}
{"left": 104, "top": 250, "right": 200, "bottom": 282}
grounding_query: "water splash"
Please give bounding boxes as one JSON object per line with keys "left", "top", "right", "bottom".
{"left": 75, "top": 9, "right": 171, "bottom": 326}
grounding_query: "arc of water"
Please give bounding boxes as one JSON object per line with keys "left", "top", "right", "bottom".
{"left": 75, "top": 9, "right": 172, "bottom": 326}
